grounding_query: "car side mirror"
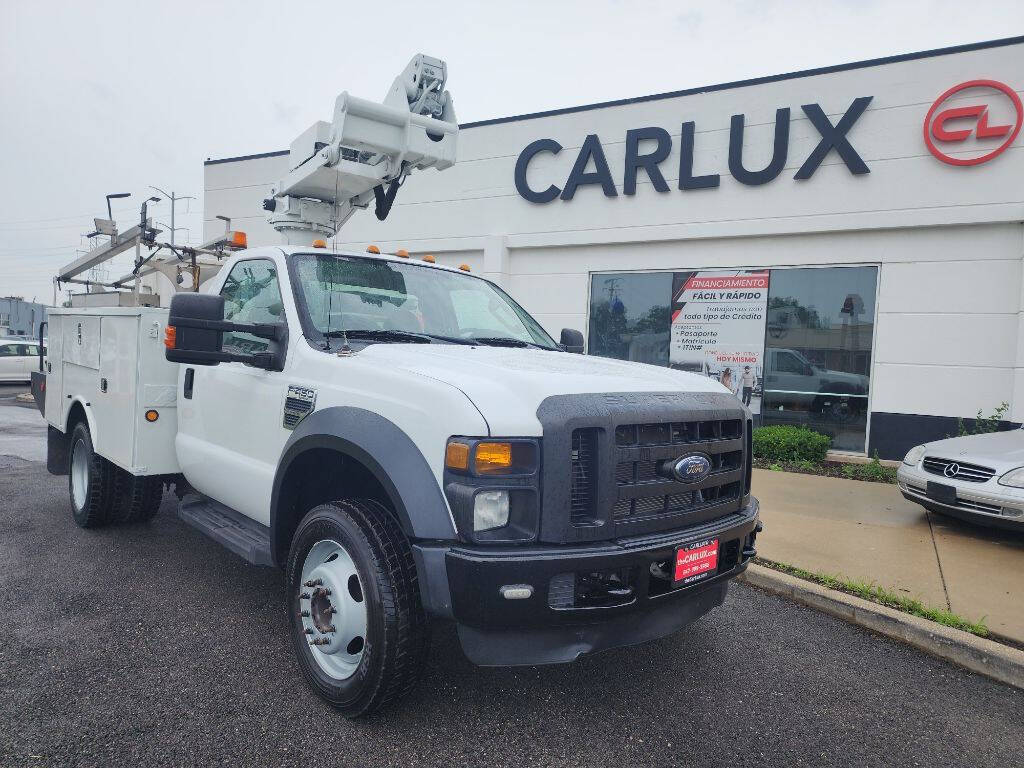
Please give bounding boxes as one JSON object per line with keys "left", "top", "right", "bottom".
{"left": 559, "top": 328, "right": 585, "bottom": 354}
{"left": 166, "top": 293, "right": 287, "bottom": 371}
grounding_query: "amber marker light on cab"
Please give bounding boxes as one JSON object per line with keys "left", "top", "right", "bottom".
{"left": 422, "top": 254, "right": 436, "bottom": 263}
{"left": 312, "top": 239, "right": 327, "bottom": 248}
{"left": 367, "top": 245, "right": 380, "bottom": 254}
{"left": 396, "top": 249, "right": 410, "bottom": 258}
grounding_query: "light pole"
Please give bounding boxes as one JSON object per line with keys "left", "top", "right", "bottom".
{"left": 149, "top": 186, "right": 196, "bottom": 246}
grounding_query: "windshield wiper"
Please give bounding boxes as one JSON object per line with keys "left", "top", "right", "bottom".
{"left": 324, "top": 329, "right": 432, "bottom": 344}
{"left": 470, "top": 336, "right": 546, "bottom": 349}
{"left": 322, "top": 329, "right": 476, "bottom": 345}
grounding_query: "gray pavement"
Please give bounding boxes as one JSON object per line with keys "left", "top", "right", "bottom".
{"left": 1, "top": 402, "right": 1023, "bottom": 767}
{"left": 0, "top": 383, "right": 45, "bottom": 464}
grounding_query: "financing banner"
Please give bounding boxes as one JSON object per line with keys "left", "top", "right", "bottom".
{"left": 669, "top": 270, "right": 770, "bottom": 414}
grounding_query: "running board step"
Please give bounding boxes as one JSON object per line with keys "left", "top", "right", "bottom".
{"left": 178, "top": 493, "right": 274, "bottom": 567}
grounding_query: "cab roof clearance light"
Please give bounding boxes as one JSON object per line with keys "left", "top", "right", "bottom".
{"left": 422, "top": 254, "right": 436, "bottom": 263}
{"left": 366, "top": 245, "right": 380, "bottom": 254}
{"left": 395, "top": 249, "right": 410, "bottom": 258}
{"left": 311, "top": 239, "right": 327, "bottom": 249}
{"left": 458, "top": 263, "right": 471, "bottom": 272}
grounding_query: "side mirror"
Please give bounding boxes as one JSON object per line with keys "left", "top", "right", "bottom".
{"left": 560, "top": 328, "right": 585, "bottom": 354}
{"left": 166, "top": 293, "right": 286, "bottom": 370}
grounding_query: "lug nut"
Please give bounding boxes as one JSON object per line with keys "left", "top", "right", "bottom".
{"left": 304, "top": 628, "right": 313, "bottom": 635}
{"left": 299, "top": 610, "right": 310, "bottom": 618}
{"left": 322, "top": 588, "right": 331, "bottom": 596}
{"left": 310, "top": 637, "right": 329, "bottom": 646}
{"left": 325, "top": 625, "right": 335, "bottom": 633}
{"left": 303, "top": 578, "right": 323, "bottom": 588}
{"left": 300, "top": 592, "right": 310, "bottom": 600}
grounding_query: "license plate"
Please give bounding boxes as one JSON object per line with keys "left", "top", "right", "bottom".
{"left": 926, "top": 481, "right": 957, "bottom": 505}
{"left": 673, "top": 538, "right": 719, "bottom": 586}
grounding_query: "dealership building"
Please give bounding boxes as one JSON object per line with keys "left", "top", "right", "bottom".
{"left": 198, "top": 36, "right": 1024, "bottom": 459}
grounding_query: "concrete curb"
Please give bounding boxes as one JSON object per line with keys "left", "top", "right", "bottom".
{"left": 738, "top": 563, "right": 1024, "bottom": 691}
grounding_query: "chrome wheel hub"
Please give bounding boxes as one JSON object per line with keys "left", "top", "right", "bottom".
{"left": 71, "top": 438, "right": 88, "bottom": 510}
{"left": 299, "top": 539, "right": 367, "bottom": 680}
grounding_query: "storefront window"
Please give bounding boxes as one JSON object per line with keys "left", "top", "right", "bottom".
{"left": 588, "top": 272, "right": 672, "bottom": 366}
{"left": 588, "top": 264, "right": 878, "bottom": 454}
{"left": 761, "top": 266, "right": 877, "bottom": 452}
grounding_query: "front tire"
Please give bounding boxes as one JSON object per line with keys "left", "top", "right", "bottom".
{"left": 68, "top": 421, "right": 116, "bottom": 528}
{"left": 287, "top": 499, "right": 428, "bottom": 718}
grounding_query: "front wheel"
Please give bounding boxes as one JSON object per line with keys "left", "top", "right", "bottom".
{"left": 287, "top": 499, "right": 428, "bottom": 718}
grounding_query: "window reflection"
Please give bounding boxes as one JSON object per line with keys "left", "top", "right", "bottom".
{"left": 761, "top": 267, "right": 877, "bottom": 452}
{"left": 588, "top": 273, "right": 672, "bottom": 366}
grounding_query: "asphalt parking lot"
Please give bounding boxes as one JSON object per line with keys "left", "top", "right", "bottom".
{"left": 1, "top": 397, "right": 1023, "bottom": 767}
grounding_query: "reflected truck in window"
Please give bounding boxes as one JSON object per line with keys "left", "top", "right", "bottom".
{"left": 763, "top": 347, "right": 869, "bottom": 423}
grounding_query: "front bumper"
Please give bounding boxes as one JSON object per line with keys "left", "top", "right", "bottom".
{"left": 413, "top": 498, "right": 759, "bottom": 665}
{"left": 897, "top": 465, "right": 1024, "bottom": 529}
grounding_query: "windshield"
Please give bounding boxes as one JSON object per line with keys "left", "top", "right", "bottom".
{"left": 291, "top": 253, "right": 557, "bottom": 350}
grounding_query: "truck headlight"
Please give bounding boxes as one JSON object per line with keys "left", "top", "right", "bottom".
{"left": 902, "top": 445, "right": 926, "bottom": 466}
{"left": 998, "top": 467, "right": 1024, "bottom": 488}
{"left": 444, "top": 437, "right": 540, "bottom": 543}
{"left": 474, "top": 490, "right": 510, "bottom": 531}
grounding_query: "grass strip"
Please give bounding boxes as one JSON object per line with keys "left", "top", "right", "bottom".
{"left": 756, "top": 558, "right": 989, "bottom": 637}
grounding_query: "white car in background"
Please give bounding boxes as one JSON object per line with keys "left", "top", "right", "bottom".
{"left": 0, "top": 338, "right": 44, "bottom": 383}
{"left": 898, "top": 428, "right": 1024, "bottom": 530}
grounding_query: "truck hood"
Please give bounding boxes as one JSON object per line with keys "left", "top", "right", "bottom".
{"left": 923, "top": 428, "right": 1024, "bottom": 471}
{"left": 356, "top": 344, "right": 733, "bottom": 435}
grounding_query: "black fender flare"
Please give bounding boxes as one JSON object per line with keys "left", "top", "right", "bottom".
{"left": 270, "top": 406, "right": 456, "bottom": 564}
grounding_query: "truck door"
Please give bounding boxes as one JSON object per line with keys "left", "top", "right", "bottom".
{"left": 175, "top": 258, "right": 290, "bottom": 526}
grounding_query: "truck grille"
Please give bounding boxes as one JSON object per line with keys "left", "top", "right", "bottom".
{"left": 570, "top": 429, "right": 599, "bottom": 525}
{"left": 922, "top": 457, "right": 995, "bottom": 483}
{"left": 572, "top": 418, "right": 745, "bottom": 525}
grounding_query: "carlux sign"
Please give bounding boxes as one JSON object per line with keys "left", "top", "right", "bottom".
{"left": 514, "top": 97, "right": 873, "bottom": 203}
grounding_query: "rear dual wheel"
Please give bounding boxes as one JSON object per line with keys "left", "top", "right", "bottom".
{"left": 67, "top": 421, "right": 162, "bottom": 528}
{"left": 287, "top": 499, "right": 428, "bottom": 718}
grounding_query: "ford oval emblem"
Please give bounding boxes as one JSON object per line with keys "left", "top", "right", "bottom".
{"left": 672, "top": 453, "right": 712, "bottom": 483}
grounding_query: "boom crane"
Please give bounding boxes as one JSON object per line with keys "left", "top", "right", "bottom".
{"left": 54, "top": 53, "right": 456, "bottom": 301}
{"left": 262, "top": 53, "right": 458, "bottom": 245}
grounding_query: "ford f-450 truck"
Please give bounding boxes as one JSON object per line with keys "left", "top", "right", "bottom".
{"left": 34, "top": 53, "right": 759, "bottom": 717}
{"left": 37, "top": 244, "right": 760, "bottom": 716}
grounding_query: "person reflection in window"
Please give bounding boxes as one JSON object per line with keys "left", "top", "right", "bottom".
{"left": 741, "top": 365, "right": 755, "bottom": 406}
{"left": 720, "top": 368, "right": 736, "bottom": 398}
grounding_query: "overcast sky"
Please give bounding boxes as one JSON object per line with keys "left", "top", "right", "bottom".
{"left": 1, "top": 0, "right": 1022, "bottom": 304}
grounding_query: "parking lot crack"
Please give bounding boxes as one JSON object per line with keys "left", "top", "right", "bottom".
{"left": 925, "top": 510, "right": 952, "bottom": 611}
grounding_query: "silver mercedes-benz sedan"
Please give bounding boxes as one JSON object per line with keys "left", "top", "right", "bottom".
{"left": 897, "top": 428, "right": 1024, "bottom": 530}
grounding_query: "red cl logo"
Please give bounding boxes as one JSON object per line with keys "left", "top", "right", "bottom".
{"left": 923, "top": 79, "right": 1022, "bottom": 166}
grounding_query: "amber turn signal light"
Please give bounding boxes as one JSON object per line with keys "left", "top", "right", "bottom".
{"left": 445, "top": 441, "right": 470, "bottom": 471}
{"left": 475, "top": 442, "right": 513, "bottom": 473}
{"left": 164, "top": 325, "right": 176, "bottom": 349}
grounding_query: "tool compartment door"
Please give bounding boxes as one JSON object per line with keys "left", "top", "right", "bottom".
{"left": 94, "top": 315, "right": 140, "bottom": 470}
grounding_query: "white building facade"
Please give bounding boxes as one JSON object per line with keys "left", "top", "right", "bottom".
{"left": 200, "top": 37, "right": 1024, "bottom": 459}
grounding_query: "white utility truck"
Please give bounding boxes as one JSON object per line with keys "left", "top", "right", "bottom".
{"left": 33, "top": 55, "right": 761, "bottom": 717}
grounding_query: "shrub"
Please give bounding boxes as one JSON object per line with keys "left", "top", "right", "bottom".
{"left": 752, "top": 425, "right": 831, "bottom": 463}
{"left": 956, "top": 402, "right": 1010, "bottom": 437}
{"left": 839, "top": 452, "right": 897, "bottom": 484}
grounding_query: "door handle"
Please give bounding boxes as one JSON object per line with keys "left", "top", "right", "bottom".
{"left": 184, "top": 368, "right": 195, "bottom": 400}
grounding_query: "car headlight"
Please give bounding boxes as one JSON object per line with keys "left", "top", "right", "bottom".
{"left": 902, "top": 445, "right": 926, "bottom": 466}
{"left": 998, "top": 467, "right": 1024, "bottom": 488}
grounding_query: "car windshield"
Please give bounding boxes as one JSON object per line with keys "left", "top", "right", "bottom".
{"left": 291, "top": 253, "right": 557, "bottom": 350}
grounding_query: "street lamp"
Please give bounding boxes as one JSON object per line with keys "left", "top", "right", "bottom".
{"left": 149, "top": 186, "right": 195, "bottom": 246}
